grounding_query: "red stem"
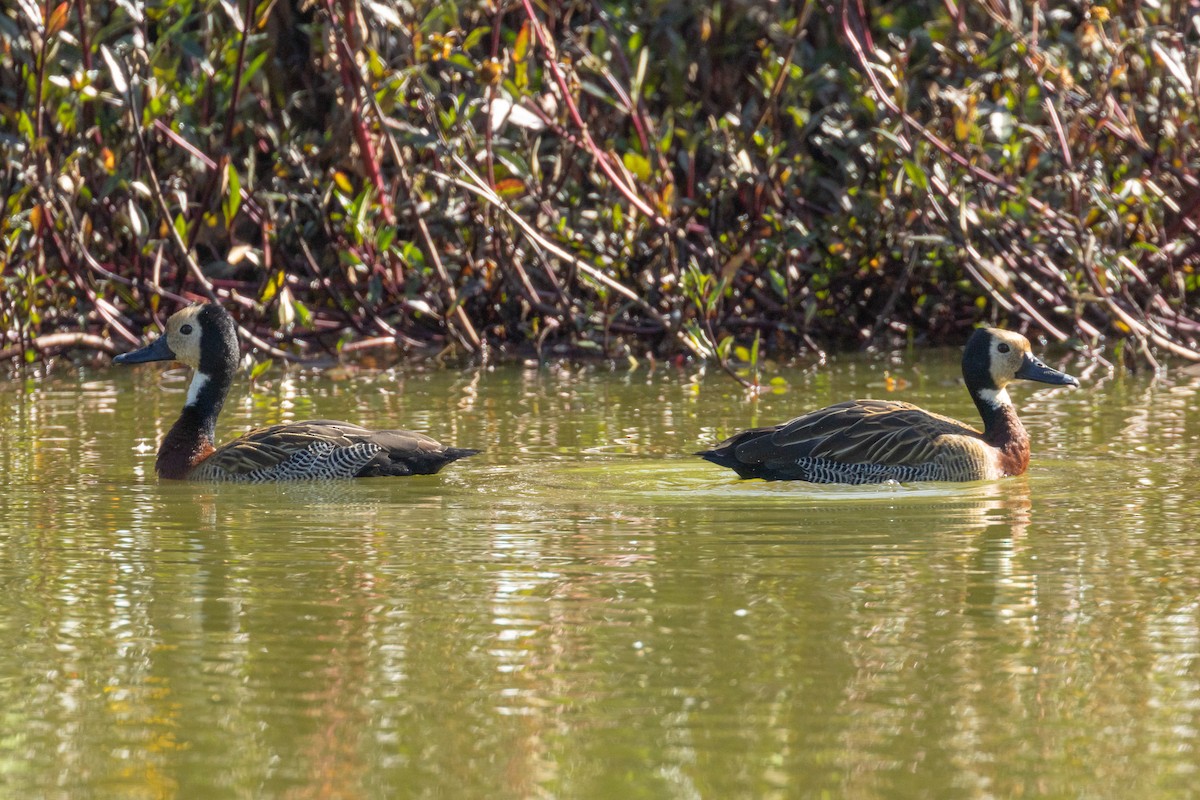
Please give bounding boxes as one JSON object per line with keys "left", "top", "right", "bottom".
{"left": 518, "top": 0, "right": 667, "bottom": 226}
{"left": 325, "top": 0, "right": 395, "bottom": 224}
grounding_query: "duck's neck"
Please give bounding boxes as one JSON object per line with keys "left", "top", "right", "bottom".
{"left": 973, "top": 387, "right": 1031, "bottom": 476}
{"left": 156, "top": 369, "right": 230, "bottom": 480}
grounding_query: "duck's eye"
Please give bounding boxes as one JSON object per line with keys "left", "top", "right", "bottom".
{"left": 180, "top": 324, "right": 194, "bottom": 336}
{"left": 997, "top": 343, "right": 1011, "bottom": 354}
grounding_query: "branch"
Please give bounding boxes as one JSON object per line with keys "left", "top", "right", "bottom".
{"left": 0, "top": 332, "right": 118, "bottom": 362}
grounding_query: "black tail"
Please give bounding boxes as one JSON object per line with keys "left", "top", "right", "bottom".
{"left": 361, "top": 447, "right": 481, "bottom": 477}
{"left": 696, "top": 445, "right": 766, "bottom": 480}
{"left": 696, "top": 424, "right": 792, "bottom": 480}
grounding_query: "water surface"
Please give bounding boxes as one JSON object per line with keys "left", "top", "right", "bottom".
{"left": 1, "top": 347, "right": 1198, "bottom": 798}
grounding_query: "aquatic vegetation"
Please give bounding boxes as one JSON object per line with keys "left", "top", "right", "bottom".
{"left": 1, "top": 1, "right": 1198, "bottom": 372}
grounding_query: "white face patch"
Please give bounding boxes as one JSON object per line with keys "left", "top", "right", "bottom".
{"left": 165, "top": 306, "right": 205, "bottom": 368}
{"left": 976, "top": 387, "right": 1012, "bottom": 408}
{"left": 185, "top": 372, "right": 210, "bottom": 407}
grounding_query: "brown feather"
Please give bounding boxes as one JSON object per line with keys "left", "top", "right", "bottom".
{"left": 190, "top": 420, "right": 472, "bottom": 480}
{"left": 736, "top": 399, "right": 982, "bottom": 469}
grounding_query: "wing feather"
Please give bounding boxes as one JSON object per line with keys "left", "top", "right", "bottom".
{"left": 200, "top": 421, "right": 365, "bottom": 475}
{"left": 734, "top": 399, "right": 981, "bottom": 469}
{"left": 194, "top": 420, "right": 475, "bottom": 480}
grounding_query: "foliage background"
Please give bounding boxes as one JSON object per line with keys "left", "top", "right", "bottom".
{"left": 3, "top": 0, "right": 1200, "bottom": 373}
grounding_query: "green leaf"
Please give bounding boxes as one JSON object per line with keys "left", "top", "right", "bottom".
{"left": 249, "top": 359, "right": 272, "bottom": 380}
{"left": 902, "top": 160, "right": 928, "bottom": 192}
{"left": 377, "top": 226, "right": 397, "bottom": 252}
{"left": 259, "top": 269, "right": 285, "bottom": 303}
{"left": 16, "top": 111, "right": 34, "bottom": 145}
{"left": 223, "top": 163, "right": 241, "bottom": 227}
{"left": 293, "top": 300, "right": 312, "bottom": 327}
{"left": 240, "top": 50, "right": 270, "bottom": 88}
{"left": 717, "top": 335, "right": 734, "bottom": 362}
{"left": 767, "top": 268, "right": 787, "bottom": 299}
{"left": 512, "top": 22, "right": 531, "bottom": 90}
{"left": 658, "top": 120, "right": 674, "bottom": 154}
{"left": 462, "top": 26, "right": 489, "bottom": 51}
{"left": 622, "top": 152, "right": 651, "bottom": 182}
{"left": 513, "top": 21, "right": 530, "bottom": 62}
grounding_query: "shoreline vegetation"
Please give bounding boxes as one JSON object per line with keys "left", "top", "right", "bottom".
{"left": 3, "top": 1, "right": 1200, "bottom": 382}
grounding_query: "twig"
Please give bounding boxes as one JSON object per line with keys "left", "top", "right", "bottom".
{"left": 0, "top": 332, "right": 119, "bottom": 362}
{"left": 324, "top": 0, "right": 395, "bottom": 225}
{"left": 223, "top": 0, "right": 253, "bottom": 151}
{"left": 436, "top": 156, "right": 710, "bottom": 358}
{"left": 360, "top": 87, "right": 482, "bottom": 352}
{"left": 518, "top": 0, "right": 668, "bottom": 226}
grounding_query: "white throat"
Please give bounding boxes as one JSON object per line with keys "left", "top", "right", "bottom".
{"left": 185, "top": 371, "right": 210, "bottom": 407}
{"left": 976, "top": 387, "right": 1012, "bottom": 408}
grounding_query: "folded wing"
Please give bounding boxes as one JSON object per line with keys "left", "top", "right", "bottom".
{"left": 192, "top": 420, "right": 478, "bottom": 481}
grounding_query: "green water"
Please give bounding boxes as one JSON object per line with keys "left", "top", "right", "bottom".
{"left": 1, "top": 347, "right": 1198, "bottom": 799}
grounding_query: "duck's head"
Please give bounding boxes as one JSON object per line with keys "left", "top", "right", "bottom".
{"left": 114, "top": 304, "right": 239, "bottom": 376}
{"left": 962, "top": 328, "right": 1079, "bottom": 407}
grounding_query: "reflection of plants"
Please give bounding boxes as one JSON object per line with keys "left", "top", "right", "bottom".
{"left": 2, "top": 1, "right": 1199, "bottom": 374}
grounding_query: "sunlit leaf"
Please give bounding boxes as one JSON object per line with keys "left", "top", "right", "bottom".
{"left": 364, "top": 0, "right": 402, "bottom": 28}
{"left": 45, "top": 2, "right": 68, "bottom": 37}
{"left": 376, "top": 227, "right": 397, "bottom": 252}
{"left": 495, "top": 178, "right": 525, "bottom": 198}
{"left": 15, "top": 111, "right": 34, "bottom": 144}
{"left": 217, "top": 0, "right": 243, "bottom": 29}
{"left": 1152, "top": 41, "right": 1192, "bottom": 90}
{"left": 260, "top": 269, "right": 285, "bottom": 303}
{"left": 767, "top": 268, "right": 787, "bottom": 299}
{"left": 276, "top": 285, "right": 295, "bottom": 329}
{"left": 514, "top": 21, "right": 530, "bottom": 62}
{"left": 227, "top": 244, "right": 252, "bottom": 264}
{"left": 240, "top": 50, "right": 270, "bottom": 88}
{"left": 462, "top": 27, "right": 488, "bottom": 51}
{"left": 622, "top": 152, "right": 651, "bottom": 182}
{"left": 514, "top": 23, "right": 531, "bottom": 90}
{"left": 14, "top": 0, "right": 41, "bottom": 28}
{"left": 222, "top": 163, "right": 241, "bottom": 227}
{"left": 988, "top": 109, "right": 1014, "bottom": 140}
{"left": 902, "top": 160, "right": 928, "bottom": 191}
{"left": 717, "top": 336, "right": 735, "bottom": 362}
{"left": 249, "top": 359, "right": 271, "bottom": 381}
{"left": 954, "top": 117, "right": 969, "bottom": 141}
{"left": 127, "top": 198, "right": 143, "bottom": 238}
{"left": 487, "top": 96, "right": 544, "bottom": 132}
{"left": 293, "top": 300, "right": 312, "bottom": 327}
{"left": 99, "top": 44, "right": 127, "bottom": 95}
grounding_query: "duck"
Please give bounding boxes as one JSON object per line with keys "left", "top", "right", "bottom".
{"left": 697, "top": 328, "right": 1079, "bottom": 484}
{"left": 114, "top": 303, "right": 479, "bottom": 481}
